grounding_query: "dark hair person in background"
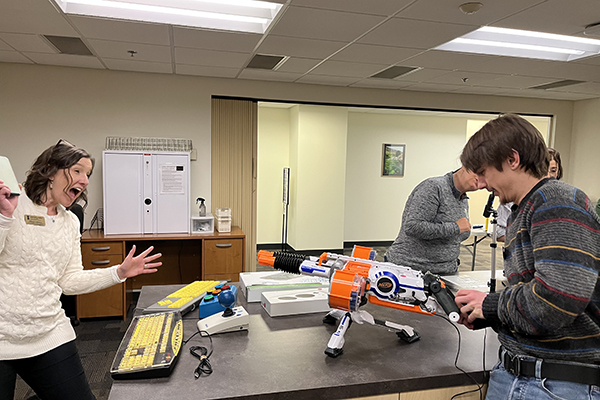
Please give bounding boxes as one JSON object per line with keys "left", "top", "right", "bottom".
{"left": 0, "top": 140, "right": 162, "bottom": 400}
{"left": 496, "top": 147, "right": 563, "bottom": 242}
{"left": 546, "top": 147, "right": 562, "bottom": 179}
{"left": 456, "top": 114, "right": 600, "bottom": 400}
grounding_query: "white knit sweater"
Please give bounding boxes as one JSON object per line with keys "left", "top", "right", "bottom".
{"left": 0, "top": 193, "right": 124, "bottom": 360}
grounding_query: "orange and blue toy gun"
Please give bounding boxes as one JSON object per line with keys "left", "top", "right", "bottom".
{"left": 258, "top": 246, "right": 460, "bottom": 358}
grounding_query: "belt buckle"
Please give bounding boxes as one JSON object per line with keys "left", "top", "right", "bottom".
{"left": 508, "top": 353, "right": 521, "bottom": 376}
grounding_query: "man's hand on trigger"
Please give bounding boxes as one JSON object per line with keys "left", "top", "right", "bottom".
{"left": 456, "top": 217, "right": 471, "bottom": 233}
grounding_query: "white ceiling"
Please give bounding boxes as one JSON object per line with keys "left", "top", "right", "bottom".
{"left": 2, "top": 0, "right": 600, "bottom": 101}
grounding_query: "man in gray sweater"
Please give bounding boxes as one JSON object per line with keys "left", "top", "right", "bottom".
{"left": 386, "top": 166, "right": 481, "bottom": 275}
{"left": 456, "top": 114, "right": 600, "bottom": 400}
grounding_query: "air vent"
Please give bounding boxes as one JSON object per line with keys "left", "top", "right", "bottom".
{"left": 530, "top": 80, "right": 585, "bottom": 90}
{"left": 247, "top": 54, "right": 288, "bottom": 70}
{"left": 43, "top": 35, "right": 93, "bottom": 56}
{"left": 371, "top": 66, "right": 420, "bottom": 79}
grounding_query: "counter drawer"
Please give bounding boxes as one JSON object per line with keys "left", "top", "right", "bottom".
{"left": 204, "top": 238, "right": 243, "bottom": 275}
{"left": 82, "top": 241, "right": 123, "bottom": 258}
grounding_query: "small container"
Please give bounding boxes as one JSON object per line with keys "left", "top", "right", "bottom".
{"left": 215, "top": 208, "right": 231, "bottom": 218}
{"left": 191, "top": 214, "right": 214, "bottom": 233}
{"left": 215, "top": 217, "right": 231, "bottom": 233}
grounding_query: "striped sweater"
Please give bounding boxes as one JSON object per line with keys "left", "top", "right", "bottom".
{"left": 482, "top": 178, "right": 600, "bottom": 364}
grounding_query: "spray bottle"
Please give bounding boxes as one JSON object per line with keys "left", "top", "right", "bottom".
{"left": 196, "top": 197, "right": 206, "bottom": 217}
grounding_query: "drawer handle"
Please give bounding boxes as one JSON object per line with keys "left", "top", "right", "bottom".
{"left": 91, "top": 246, "right": 111, "bottom": 252}
{"left": 215, "top": 243, "right": 232, "bottom": 248}
{"left": 91, "top": 260, "right": 111, "bottom": 265}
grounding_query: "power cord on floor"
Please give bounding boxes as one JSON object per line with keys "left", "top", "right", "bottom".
{"left": 433, "top": 314, "right": 485, "bottom": 400}
{"left": 183, "top": 329, "right": 214, "bottom": 379}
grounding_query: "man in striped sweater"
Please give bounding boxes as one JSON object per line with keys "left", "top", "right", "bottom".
{"left": 456, "top": 114, "right": 600, "bottom": 400}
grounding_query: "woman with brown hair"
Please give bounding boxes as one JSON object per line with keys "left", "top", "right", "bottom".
{"left": 0, "top": 140, "right": 162, "bottom": 400}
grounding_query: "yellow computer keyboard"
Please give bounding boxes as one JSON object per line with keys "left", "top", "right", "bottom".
{"left": 111, "top": 311, "right": 183, "bottom": 380}
{"left": 143, "top": 280, "right": 224, "bottom": 315}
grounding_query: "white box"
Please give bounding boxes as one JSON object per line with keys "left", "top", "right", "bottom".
{"left": 215, "top": 208, "right": 231, "bottom": 218}
{"left": 239, "top": 271, "right": 329, "bottom": 303}
{"left": 261, "top": 288, "right": 330, "bottom": 317}
{"left": 215, "top": 217, "right": 231, "bottom": 232}
{"left": 191, "top": 214, "right": 214, "bottom": 233}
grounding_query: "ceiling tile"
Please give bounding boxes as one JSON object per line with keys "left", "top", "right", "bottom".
{"left": 239, "top": 68, "right": 303, "bottom": 82}
{"left": 427, "top": 71, "right": 506, "bottom": 86}
{"left": 173, "top": 28, "right": 261, "bottom": 53}
{"left": 549, "top": 81, "right": 600, "bottom": 95}
{"left": 330, "top": 44, "right": 422, "bottom": 65}
{"left": 401, "top": 82, "right": 464, "bottom": 92}
{"left": 575, "top": 55, "right": 600, "bottom": 67}
{"left": 70, "top": 16, "right": 170, "bottom": 46}
{"left": 295, "top": 74, "right": 361, "bottom": 86}
{"left": 398, "top": 0, "right": 545, "bottom": 26}
{"left": 0, "top": 40, "right": 13, "bottom": 51}
{"left": 269, "top": 6, "right": 385, "bottom": 42}
{"left": 400, "top": 50, "right": 496, "bottom": 70}
{"left": 498, "top": 89, "right": 597, "bottom": 100}
{"left": 395, "top": 67, "right": 453, "bottom": 82}
{"left": 358, "top": 18, "right": 477, "bottom": 50}
{"left": 256, "top": 35, "right": 346, "bottom": 59}
{"left": 104, "top": 58, "right": 172, "bottom": 74}
{"left": 88, "top": 39, "right": 171, "bottom": 63}
{"left": 309, "top": 60, "right": 389, "bottom": 78}
{"left": 176, "top": 64, "right": 240, "bottom": 78}
{"left": 0, "top": 50, "right": 34, "bottom": 64}
{"left": 350, "top": 78, "right": 413, "bottom": 89}
{"left": 276, "top": 57, "right": 321, "bottom": 74}
{"left": 493, "top": 0, "right": 600, "bottom": 36}
{"left": 23, "top": 52, "right": 104, "bottom": 69}
{"left": 175, "top": 47, "right": 249, "bottom": 68}
{"left": 0, "top": 1, "right": 78, "bottom": 36}
{"left": 0, "top": 33, "right": 55, "bottom": 53}
{"left": 476, "top": 75, "right": 554, "bottom": 89}
{"left": 290, "top": 0, "right": 415, "bottom": 16}
{"left": 451, "top": 86, "right": 507, "bottom": 95}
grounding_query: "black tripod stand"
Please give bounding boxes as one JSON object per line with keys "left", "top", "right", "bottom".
{"left": 483, "top": 192, "right": 498, "bottom": 293}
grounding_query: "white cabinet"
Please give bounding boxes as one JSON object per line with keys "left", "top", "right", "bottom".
{"left": 103, "top": 151, "right": 190, "bottom": 234}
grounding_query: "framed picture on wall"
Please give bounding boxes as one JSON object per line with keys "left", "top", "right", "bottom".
{"left": 382, "top": 144, "right": 405, "bottom": 177}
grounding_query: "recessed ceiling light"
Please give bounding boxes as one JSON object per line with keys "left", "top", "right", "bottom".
{"left": 435, "top": 26, "right": 600, "bottom": 61}
{"left": 53, "top": 0, "right": 283, "bottom": 34}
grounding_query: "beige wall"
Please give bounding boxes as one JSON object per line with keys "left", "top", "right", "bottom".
{"left": 0, "top": 62, "right": 577, "bottom": 231}
{"left": 345, "top": 112, "right": 467, "bottom": 242}
{"left": 571, "top": 98, "right": 600, "bottom": 203}
{"left": 257, "top": 107, "right": 290, "bottom": 244}
{"left": 290, "top": 105, "right": 348, "bottom": 250}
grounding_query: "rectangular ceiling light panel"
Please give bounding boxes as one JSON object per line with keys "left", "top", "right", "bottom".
{"left": 54, "top": 0, "right": 283, "bottom": 33}
{"left": 435, "top": 26, "right": 600, "bottom": 62}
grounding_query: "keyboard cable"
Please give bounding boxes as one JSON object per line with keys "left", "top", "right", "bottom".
{"left": 184, "top": 329, "right": 214, "bottom": 379}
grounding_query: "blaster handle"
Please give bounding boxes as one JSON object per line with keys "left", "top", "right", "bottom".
{"left": 424, "top": 272, "right": 460, "bottom": 322}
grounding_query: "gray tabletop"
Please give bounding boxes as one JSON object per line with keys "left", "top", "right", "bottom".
{"left": 109, "top": 284, "right": 500, "bottom": 400}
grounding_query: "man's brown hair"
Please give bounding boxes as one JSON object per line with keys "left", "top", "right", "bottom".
{"left": 460, "top": 114, "right": 548, "bottom": 179}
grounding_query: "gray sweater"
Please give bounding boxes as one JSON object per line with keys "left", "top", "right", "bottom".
{"left": 387, "top": 171, "right": 470, "bottom": 274}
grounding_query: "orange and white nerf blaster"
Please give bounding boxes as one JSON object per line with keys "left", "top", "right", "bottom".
{"left": 258, "top": 246, "right": 460, "bottom": 358}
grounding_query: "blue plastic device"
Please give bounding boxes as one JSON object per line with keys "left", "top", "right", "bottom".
{"left": 198, "top": 284, "right": 237, "bottom": 319}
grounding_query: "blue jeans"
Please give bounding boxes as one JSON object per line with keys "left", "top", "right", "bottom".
{"left": 486, "top": 360, "right": 600, "bottom": 400}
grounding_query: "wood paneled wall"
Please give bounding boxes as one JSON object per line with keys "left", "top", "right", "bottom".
{"left": 211, "top": 98, "right": 257, "bottom": 272}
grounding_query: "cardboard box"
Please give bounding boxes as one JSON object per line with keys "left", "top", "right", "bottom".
{"left": 239, "top": 271, "right": 329, "bottom": 303}
{"left": 261, "top": 287, "right": 330, "bottom": 317}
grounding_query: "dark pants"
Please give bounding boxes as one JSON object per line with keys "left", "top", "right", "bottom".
{"left": 0, "top": 340, "right": 96, "bottom": 400}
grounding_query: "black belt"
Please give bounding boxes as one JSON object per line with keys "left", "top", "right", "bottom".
{"left": 500, "top": 346, "right": 600, "bottom": 386}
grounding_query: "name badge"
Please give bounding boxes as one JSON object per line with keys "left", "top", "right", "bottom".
{"left": 24, "top": 215, "right": 45, "bottom": 226}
